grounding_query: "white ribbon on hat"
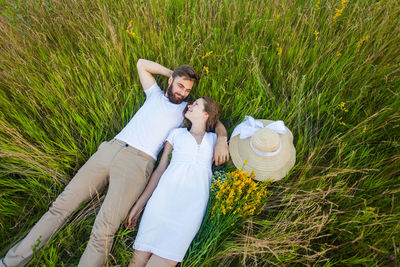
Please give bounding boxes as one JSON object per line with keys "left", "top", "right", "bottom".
{"left": 231, "top": 115, "right": 287, "bottom": 157}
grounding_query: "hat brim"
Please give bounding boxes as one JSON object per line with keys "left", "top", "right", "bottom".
{"left": 229, "top": 120, "right": 296, "bottom": 181}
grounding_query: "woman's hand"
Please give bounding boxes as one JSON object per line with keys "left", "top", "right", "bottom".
{"left": 125, "top": 206, "right": 143, "bottom": 230}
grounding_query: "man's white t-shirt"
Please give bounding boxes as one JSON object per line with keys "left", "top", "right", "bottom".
{"left": 114, "top": 82, "right": 187, "bottom": 159}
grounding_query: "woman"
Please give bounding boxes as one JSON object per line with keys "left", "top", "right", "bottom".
{"left": 125, "top": 96, "right": 220, "bottom": 267}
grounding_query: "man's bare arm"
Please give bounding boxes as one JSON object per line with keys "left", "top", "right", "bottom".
{"left": 137, "top": 59, "right": 173, "bottom": 91}
{"left": 214, "top": 120, "right": 230, "bottom": 166}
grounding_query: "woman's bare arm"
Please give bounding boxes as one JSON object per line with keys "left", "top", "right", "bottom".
{"left": 125, "top": 141, "right": 173, "bottom": 229}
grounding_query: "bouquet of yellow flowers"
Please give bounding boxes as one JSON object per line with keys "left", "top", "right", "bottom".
{"left": 183, "top": 167, "right": 271, "bottom": 266}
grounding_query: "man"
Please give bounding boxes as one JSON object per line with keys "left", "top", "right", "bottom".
{"left": 1, "top": 59, "right": 229, "bottom": 267}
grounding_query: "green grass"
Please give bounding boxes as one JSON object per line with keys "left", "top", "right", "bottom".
{"left": 0, "top": 0, "right": 399, "bottom": 266}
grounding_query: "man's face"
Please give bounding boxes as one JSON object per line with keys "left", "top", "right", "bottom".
{"left": 166, "top": 76, "right": 194, "bottom": 104}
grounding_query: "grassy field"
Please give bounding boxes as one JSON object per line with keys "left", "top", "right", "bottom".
{"left": 0, "top": 0, "right": 399, "bottom": 266}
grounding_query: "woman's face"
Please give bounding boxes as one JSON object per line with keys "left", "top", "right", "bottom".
{"left": 185, "top": 98, "right": 208, "bottom": 122}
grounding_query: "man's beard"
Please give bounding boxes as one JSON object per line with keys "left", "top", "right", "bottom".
{"left": 166, "top": 83, "right": 185, "bottom": 104}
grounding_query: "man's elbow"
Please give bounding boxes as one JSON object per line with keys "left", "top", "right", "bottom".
{"left": 137, "top": 58, "right": 145, "bottom": 69}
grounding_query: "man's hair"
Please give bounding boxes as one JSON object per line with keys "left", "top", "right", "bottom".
{"left": 172, "top": 65, "right": 200, "bottom": 82}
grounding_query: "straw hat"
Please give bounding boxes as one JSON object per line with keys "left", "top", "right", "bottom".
{"left": 229, "top": 116, "right": 296, "bottom": 181}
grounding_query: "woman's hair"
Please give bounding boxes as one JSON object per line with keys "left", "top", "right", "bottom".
{"left": 183, "top": 97, "right": 220, "bottom": 132}
{"left": 202, "top": 96, "right": 220, "bottom": 132}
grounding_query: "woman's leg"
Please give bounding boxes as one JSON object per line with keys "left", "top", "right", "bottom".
{"left": 128, "top": 250, "right": 151, "bottom": 267}
{"left": 146, "top": 254, "right": 178, "bottom": 267}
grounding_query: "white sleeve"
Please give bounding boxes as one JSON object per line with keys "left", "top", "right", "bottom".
{"left": 144, "top": 82, "right": 163, "bottom": 98}
{"left": 166, "top": 128, "right": 180, "bottom": 146}
{"left": 211, "top": 133, "right": 217, "bottom": 148}
{"left": 211, "top": 132, "right": 218, "bottom": 148}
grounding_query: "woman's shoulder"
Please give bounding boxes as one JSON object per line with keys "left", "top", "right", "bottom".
{"left": 170, "top": 127, "right": 188, "bottom": 137}
{"left": 177, "top": 127, "right": 188, "bottom": 133}
{"left": 171, "top": 127, "right": 187, "bottom": 132}
{"left": 167, "top": 127, "right": 186, "bottom": 142}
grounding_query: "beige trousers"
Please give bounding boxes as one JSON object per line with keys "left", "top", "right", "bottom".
{"left": 2, "top": 139, "right": 155, "bottom": 267}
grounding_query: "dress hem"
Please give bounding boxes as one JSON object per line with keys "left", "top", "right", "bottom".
{"left": 133, "top": 242, "right": 184, "bottom": 262}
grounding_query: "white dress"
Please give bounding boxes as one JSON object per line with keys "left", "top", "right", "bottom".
{"left": 133, "top": 128, "right": 217, "bottom": 262}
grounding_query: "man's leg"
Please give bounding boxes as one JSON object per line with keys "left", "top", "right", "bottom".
{"left": 2, "top": 140, "right": 119, "bottom": 267}
{"left": 78, "top": 146, "right": 154, "bottom": 267}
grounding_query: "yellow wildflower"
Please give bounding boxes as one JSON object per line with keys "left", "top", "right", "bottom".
{"left": 356, "top": 34, "right": 370, "bottom": 51}
{"left": 314, "top": 30, "right": 319, "bottom": 40}
{"left": 210, "top": 168, "right": 270, "bottom": 218}
{"left": 334, "top": 0, "right": 349, "bottom": 21}
{"left": 315, "top": 0, "right": 320, "bottom": 11}
{"left": 126, "top": 20, "right": 137, "bottom": 38}
{"left": 276, "top": 42, "right": 282, "bottom": 56}
{"left": 126, "top": 29, "right": 136, "bottom": 38}
{"left": 203, "top": 66, "right": 209, "bottom": 74}
{"left": 338, "top": 101, "right": 349, "bottom": 112}
{"left": 202, "top": 51, "right": 213, "bottom": 59}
